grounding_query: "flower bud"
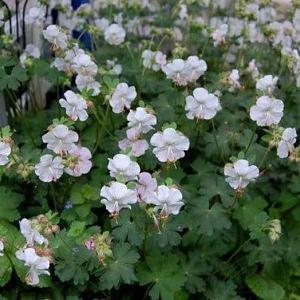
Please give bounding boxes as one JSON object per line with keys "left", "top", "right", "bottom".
{"left": 268, "top": 219, "right": 281, "bottom": 244}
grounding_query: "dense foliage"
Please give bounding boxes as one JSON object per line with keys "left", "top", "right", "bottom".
{"left": 1, "top": 0, "right": 300, "bottom": 299}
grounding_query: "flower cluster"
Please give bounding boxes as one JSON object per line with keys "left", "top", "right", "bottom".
{"left": 162, "top": 56, "right": 207, "bottom": 86}
{"left": 15, "top": 215, "right": 57, "bottom": 285}
{"left": 119, "top": 107, "right": 157, "bottom": 157}
{"left": 142, "top": 49, "right": 167, "bottom": 71}
{"left": 84, "top": 231, "right": 113, "bottom": 265}
{"left": 35, "top": 124, "right": 92, "bottom": 182}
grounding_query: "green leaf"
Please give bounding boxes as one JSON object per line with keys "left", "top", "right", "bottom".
{"left": 112, "top": 210, "right": 144, "bottom": 246}
{"left": 137, "top": 253, "right": 186, "bottom": 300}
{"left": 0, "top": 255, "right": 12, "bottom": 287}
{"left": 198, "top": 175, "right": 235, "bottom": 208}
{"left": 189, "top": 197, "right": 231, "bottom": 236}
{"left": 0, "top": 187, "right": 23, "bottom": 221}
{"left": 246, "top": 275, "right": 285, "bottom": 300}
{"left": 206, "top": 278, "right": 243, "bottom": 300}
{"left": 101, "top": 243, "right": 140, "bottom": 289}
{"left": 233, "top": 197, "right": 268, "bottom": 230}
{"left": 68, "top": 221, "right": 86, "bottom": 237}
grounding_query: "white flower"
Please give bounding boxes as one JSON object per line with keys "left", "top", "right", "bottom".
{"left": 108, "top": 154, "right": 140, "bottom": 181}
{"left": 119, "top": 128, "right": 149, "bottom": 157}
{"left": 142, "top": 50, "right": 166, "bottom": 71}
{"left": 224, "top": 159, "right": 259, "bottom": 190}
{"left": 16, "top": 248, "right": 50, "bottom": 286}
{"left": 20, "top": 44, "right": 41, "bottom": 67}
{"left": 35, "top": 155, "right": 64, "bottom": 182}
{"left": 256, "top": 75, "right": 278, "bottom": 93}
{"left": 100, "top": 182, "right": 137, "bottom": 214}
{"left": 212, "top": 23, "right": 228, "bottom": 46}
{"left": 0, "top": 142, "right": 11, "bottom": 166}
{"left": 136, "top": 172, "right": 157, "bottom": 202}
{"left": 150, "top": 128, "right": 190, "bottom": 163}
{"left": 162, "top": 59, "right": 189, "bottom": 86}
{"left": 64, "top": 145, "right": 92, "bottom": 176}
{"left": 43, "top": 25, "right": 68, "bottom": 50}
{"left": 109, "top": 83, "right": 137, "bottom": 113}
{"left": 72, "top": 53, "right": 98, "bottom": 77}
{"left": 185, "top": 56, "right": 207, "bottom": 81}
{"left": 52, "top": 45, "right": 84, "bottom": 73}
{"left": 127, "top": 107, "right": 157, "bottom": 134}
{"left": 0, "top": 240, "right": 4, "bottom": 256}
{"left": 104, "top": 23, "right": 126, "bottom": 45}
{"left": 277, "top": 128, "right": 297, "bottom": 158}
{"left": 59, "top": 90, "right": 88, "bottom": 121}
{"left": 19, "top": 218, "right": 48, "bottom": 246}
{"left": 185, "top": 87, "right": 221, "bottom": 120}
{"left": 25, "top": 6, "right": 45, "bottom": 25}
{"left": 75, "top": 75, "right": 101, "bottom": 96}
{"left": 106, "top": 58, "right": 122, "bottom": 75}
{"left": 247, "top": 59, "right": 260, "bottom": 80}
{"left": 250, "top": 96, "right": 284, "bottom": 126}
{"left": 149, "top": 185, "right": 184, "bottom": 216}
{"left": 42, "top": 124, "right": 78, "bottom": 154}
{"left": 228, "top": 69, "right": 241, "bottom": 90}
{"left": 95, "top": 17, "right": 110, "bottom": 31}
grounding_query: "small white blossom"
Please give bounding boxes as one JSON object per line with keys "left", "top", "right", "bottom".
{"left": 75, "top": 75, "right": 101, "bottom": 96}
{"left": 212, "top": 23, "right": 228, "bottom": 46}
{"left": 104, "top": 23, "right": 126, "bottom": 45}
{"left": 20, "top": 44, "right": 41, "bottom": 67}
{"left": 106, "top": 58, "right": 122, "bottom": 75}
{"left": 19, "top": 218, "right": 48, "bottom": 246}
{"left": 256, "top": 75, "right": 278, "bottom": 93}
{"left": 224, "top": 159, "right": 259, "bottom": 190}
{"left": 127, "top": 107, "right": 157, "bottom": 134}
{"left": 228, "top": 69, "right": 241, "bottom": 91}
{"left": 43, "top": 25, "right": 68, "bottom": 50}
{"left": 52, "top": 45, "right": 84, "bottom": 73}
{"left": 72, "top": 53, "right": 98, "bottom": 77}
{"left": 0, "top": 142, "right": 11, "bottom": 166}
{"left": 185, "top": 87, "right": 221, "bottom": 120}
{"left": 162, "top": 59, "right": 189, "bottom": 86}
{"left": 150, "top": 128, "right": 190, "bottom": 163}
{"left": 108, "top": 154, "right": 140, "bottom": 181}
{"left": 59, "top": 90, "right": 88, "bottom": 121}
{"left": 35, "top": 155, "right": 64, "bottom": 182}
{"left": 25, "top": 6, "right": 45, "bottom": 25}
{"left": 250, "top": 96, "right": 284, "bottom": 126}
{"left": 100, "top": 182, "right": 137, "bottom": 214}
{"left": 16, "top": 248, "right": 50, "bottom": 286}
{"left": 247, "top": 59, "right": 260, "bottom": 80}
{"left": 95, "top": 17, "right": 110, "bottom": 31}
{"left": 277, "top": 128, "right": 297, "bottom": 158}
{"left": 64, "top": 145, "right": 92, "bottom": 176}
{"left": 136, "top": 172, "right": 157, "bottom": 202}
{"left": 142, "top": 50, "right": 166, "bottom": 71}
{"left": 149, "top": 185, "right": 184, "bottom": 216}
{"left": 109, "top": 83, "right": 137, "bottom": 113}
{"left": 185, "top": 56, "right": 207, "bottom": 81}
{"left": 42, "top": 124, "right": 78, "bottom": 154}
{"left": 119, "top": 128, "right": 149, "bottom": 157}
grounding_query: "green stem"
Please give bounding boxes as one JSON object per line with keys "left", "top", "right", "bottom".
{"left": 226, "top": 237, "right": 251, "bottom": 264}
{"left": 211, "top": 119, "right": 224, "bottom": 163}
{"left": 245, "top": 130, "right": 256, "bottom": 155}
{"left": 93, "top": 104, "right": 111, "bottom": 154}
{"left": 259, "top": 146, "right": 271, "bottom": 169}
